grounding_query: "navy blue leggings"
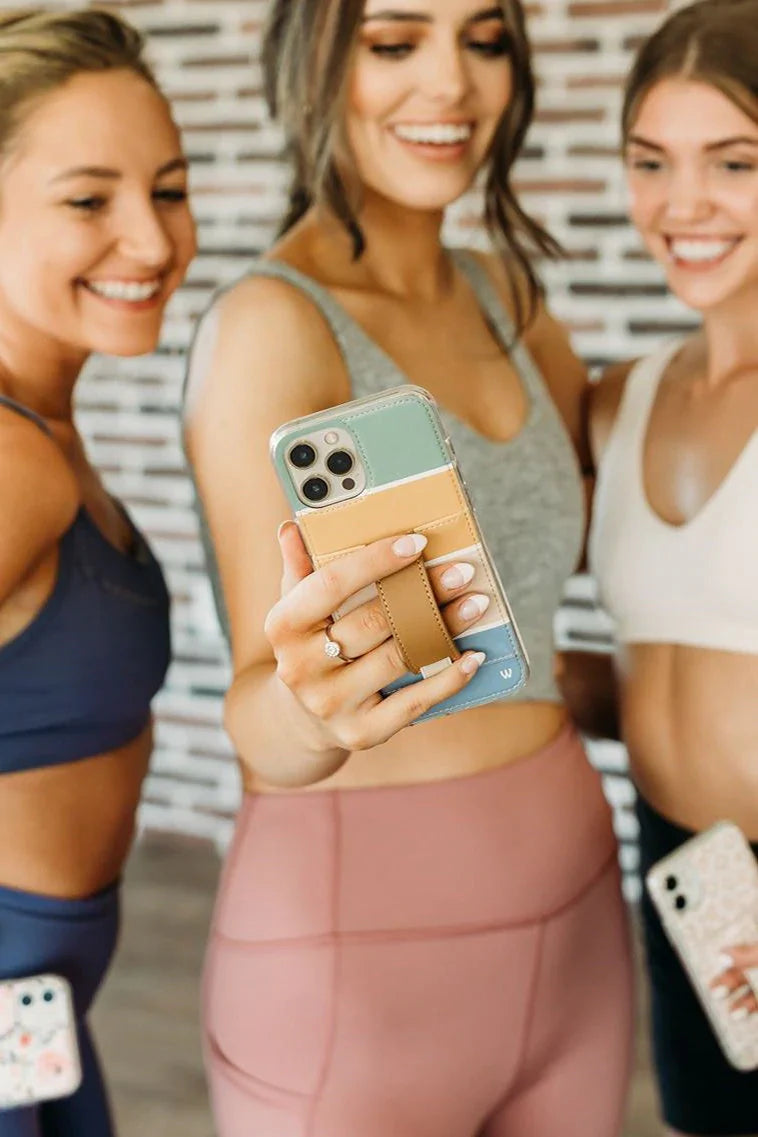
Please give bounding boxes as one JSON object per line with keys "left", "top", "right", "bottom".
{"left": 0, "top": 880, "right": 120, "bottom": 1136}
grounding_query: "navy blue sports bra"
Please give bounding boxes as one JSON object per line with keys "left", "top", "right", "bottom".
{"left": 0, "top": 395, "right": 171, "bottom": 774}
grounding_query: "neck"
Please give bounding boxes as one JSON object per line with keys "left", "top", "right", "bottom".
{"left": 700, "top": 286, "right": 758, "bottom": 388}
{"left": 315, "top": 190, "right": 455, "bottom": 302}
{"left": 0, "top": 325, "right": 85, "bottom": 422}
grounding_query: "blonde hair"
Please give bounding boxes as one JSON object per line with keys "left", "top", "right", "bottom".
{"left": 0, "top": 7, "right": 157, "bottom": 158}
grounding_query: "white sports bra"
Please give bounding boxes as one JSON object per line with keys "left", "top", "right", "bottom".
{"left": 589, "top": 339, "right": 758, "bottom": 654}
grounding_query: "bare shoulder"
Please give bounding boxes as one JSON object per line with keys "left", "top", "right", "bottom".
{"left": 0, "top": 409, "right": 78, "bottom": 601}
{"left": 589, "top": 359, "right": 638, "bottom": 466}
{"left": 184, "top": 270, "right": 349, "bottom": 435}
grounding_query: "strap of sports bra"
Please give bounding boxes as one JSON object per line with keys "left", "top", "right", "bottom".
{"left": 0, "top": 394, "right": 52, "bottom": 436}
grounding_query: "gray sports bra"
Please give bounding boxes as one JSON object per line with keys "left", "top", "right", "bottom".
{"left": 196, "top": 250, "right": 584, "bottom": 702}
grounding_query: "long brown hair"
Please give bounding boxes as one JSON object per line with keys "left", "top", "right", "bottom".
{"left": 622, "top": 0, "right": 758, "bottom": 143}
{"left": 262, "top": 0, "right": 561, "bottom": 332}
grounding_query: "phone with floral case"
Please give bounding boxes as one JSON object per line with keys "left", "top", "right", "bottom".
{"left": 646, "top": 820, "right": 758, "bottom": 1070}
{"left": 270, "top": 384, "right": 529, "bottom": 721}
{"left": 0, "top": 975, "right": 81, "bottom": 1108}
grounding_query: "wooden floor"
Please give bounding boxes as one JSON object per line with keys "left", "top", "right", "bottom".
{"left": 93, "top": 834, "right": 661, "bottom": 1137}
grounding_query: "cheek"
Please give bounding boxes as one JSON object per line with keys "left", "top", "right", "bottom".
{"left": 347, "top": 58, "right": 402, "bottom": 124}
{"left": 627, "top": 179, "right": 661, "bottom": 228}
{"left": 479, "top": 60, "right": 513, "bottom": 119}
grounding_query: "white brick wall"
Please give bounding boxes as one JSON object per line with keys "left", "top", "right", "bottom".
{"left": 7, "top": 0, "right": 694, "bottom": 894}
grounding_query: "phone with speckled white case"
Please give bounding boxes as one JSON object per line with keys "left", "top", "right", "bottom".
{"left": 646, "top": 821, "right": 758, "bottom": 1070}
{"left": 0, "top": 975, "right": 81, "bottom": 1108}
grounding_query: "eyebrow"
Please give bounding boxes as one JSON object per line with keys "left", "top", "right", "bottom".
{"left": 627, "top": 134, "right": 758, "bottom": 153}
{"left": 362, "top": 6, "right": 504, "bottom": 24}
{"left": 50, "top": 157, "right": 189, "bottom": 184}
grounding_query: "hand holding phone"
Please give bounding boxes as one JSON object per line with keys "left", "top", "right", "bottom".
{"left": 269, "top": 385, "right": 529, "bottom": 736}
{"left": 646, "top": 820, "right": 758, "bottom": 1070}
{"left": 267, "top": 523, "right": 487, "bottom": 753}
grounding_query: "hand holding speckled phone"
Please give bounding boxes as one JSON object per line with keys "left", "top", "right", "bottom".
{"left": 269, "top": 385, "right": 529, "bottom": 738}
{"left": 646, "top": 821, "right": 758, "bottom": 1070}
{"left": 0, "top": 975, "right": 81, "bottom": 1109}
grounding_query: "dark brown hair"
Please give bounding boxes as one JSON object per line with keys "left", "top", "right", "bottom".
{"left": 0, "top": 7, "right": 157, "bottom": 163}
{"left": 262, "top": 0, "right": 561, "bottom": 331}
{"left": 622, "top": 0, "right": 758, "bottom": 143}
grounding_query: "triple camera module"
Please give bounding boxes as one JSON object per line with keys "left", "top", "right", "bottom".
{"left": 286, "top": 429, "right": 365, "bottom": 508}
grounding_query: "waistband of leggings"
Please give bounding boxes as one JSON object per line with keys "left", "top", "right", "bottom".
{"left": 244, "top": 720, "right": 582, "bottom": 803}
{"left": 636, "top": 793, "right": 758, "bottom": 859}
{"left": 0, "top": 877, "right": 121, "bottom": 920}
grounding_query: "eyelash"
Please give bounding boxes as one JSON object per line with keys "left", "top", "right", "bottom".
{"left": 66, "top": 188, "right": 188, "bottom": 212}
{"left": 369, "top": 35, "right": 510, "bottom": 60}
{"left": 628, "top": 158, "right": 756, "bottom": 174}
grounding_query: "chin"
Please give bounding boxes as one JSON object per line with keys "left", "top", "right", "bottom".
{"left": 90, "top": 331, "right": 162, "bottom": 358}
{"left": 383, "top": 176, "right": 478, "bottom": 214}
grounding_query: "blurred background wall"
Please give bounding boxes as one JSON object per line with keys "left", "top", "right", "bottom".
{"left": 23, "top": 0, "right": 694, "bottom": 894}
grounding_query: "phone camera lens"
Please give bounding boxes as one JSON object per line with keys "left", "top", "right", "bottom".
{"left": 290, "top": 443, "right": 316, "bottom": 469}
{"left": 302, "top": 477, "right": 329, "bottom": 503}
{"left": 665, "top": 875, "right": 678, "bottom": 891}
{"left": 674, "top": 894, "right": 687, "bottom": 911}
{"left": 326, "top": 450, "right": 353, "bottom": 476}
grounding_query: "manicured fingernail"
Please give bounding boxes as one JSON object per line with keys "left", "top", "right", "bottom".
{"left": 460, "top": 651, "right": 486, "bottom": 675}
{"left": 460, "top": 594, "right": 490, "bottom": 621}
{"left": 730, "top": 1006, "right": 750, "bottom": 1021}
{"left": 392, "top": 534, "right": 427, "bottom": 558}
{"left": 441, "top": 562, "right": 476, "bottom": 590}
{"left": 712, "top": 985, "right": 731, "bottom": 1000}
{"left": 716, "top": 953, "right": 734, "bottom": 972}
{"left": 277, "top": 520, "right": 295, "bottom": 540}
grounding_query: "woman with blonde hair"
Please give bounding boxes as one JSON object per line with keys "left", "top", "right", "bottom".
{"left": 0, "top": 9, "right": 195, "bottom": 1134}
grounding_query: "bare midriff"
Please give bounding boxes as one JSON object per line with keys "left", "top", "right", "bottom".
{"left": 0, "top": 723, "right": 152, "bottom": 899}
{"left": 620, "top": 644, "right": 758, "bottom": 840}
{"left": 245, "top": 700, "right": 570, "bottom": 794}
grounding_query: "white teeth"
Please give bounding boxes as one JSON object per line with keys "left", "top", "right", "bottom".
{"left": 85, "top": 279, "right": 161, "bottom": 301}
{"left": 392, "top": 122, "right": 472, "bottom": 146}
{"left": 669, "top": 239, "right": 738, "bottom": 265}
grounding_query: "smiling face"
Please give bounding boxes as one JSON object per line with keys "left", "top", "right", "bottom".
{"left": 625, "top": 77, "right": 758, "bottom": 314}
{"left": 345, "top": 0, "right": 513, "bottom": 212}
{"left": 0, "top": 68, "right": 196, "bottom": 362}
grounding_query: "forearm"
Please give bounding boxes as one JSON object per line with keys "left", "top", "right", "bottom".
{"left": 224, "top": 664, "right": 350, "bottom": 788}
{"left": 557, "top": 649, "right": 621, "bottom": 741}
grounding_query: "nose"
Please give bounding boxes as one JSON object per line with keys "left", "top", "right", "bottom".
{"left": 665, "top": 166, "right": 711, "bottom": 224}
{"left": 117, "top": 195, "right": 174, "bottom": 267}
{"left": 418, "top": 36, "right": 471, "bottom": 105}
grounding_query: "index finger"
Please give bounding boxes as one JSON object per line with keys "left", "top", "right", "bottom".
{"left": 275, "top": 533, "right": 427, "bottom": 634}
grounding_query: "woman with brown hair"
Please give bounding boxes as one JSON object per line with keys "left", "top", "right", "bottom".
{"left": 0, "top": 9, "right": 195, "bottom": 1134}
{"left": 589, "top": 1, "right": 758, "bottom": 1132}
{"left": 184, "top": 2, "right": 633, "bottom": 1134}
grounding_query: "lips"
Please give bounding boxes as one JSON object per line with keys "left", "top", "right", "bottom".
{"left": 81, "top": 277, "right": 163, "bottom": 302}
{"left": 390, "top": 121, "right": 474, "bottom": 146}
{"left": 666, "top": 236, "right": 742, "bottom": 268}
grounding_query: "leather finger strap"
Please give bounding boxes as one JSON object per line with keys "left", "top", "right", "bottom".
{"left": 377, "top": 560, "right": 461, "bottom": 676}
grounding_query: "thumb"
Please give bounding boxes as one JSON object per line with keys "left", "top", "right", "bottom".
{"left": 278, "top": 521, "right": 313, "bottom": 595}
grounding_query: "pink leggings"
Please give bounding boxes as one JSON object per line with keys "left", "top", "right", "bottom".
{"left": 203, "top": 725, "right": 634, "bottom": 1137}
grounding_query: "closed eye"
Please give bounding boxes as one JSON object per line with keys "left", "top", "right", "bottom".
{"left": 154, "top": 187, "right": 188, "bottom": 203}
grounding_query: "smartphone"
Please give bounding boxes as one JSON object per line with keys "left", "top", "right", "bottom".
{"left": 270, "top": 384, "right": 529, "bottom": 722}
{"left": 0, "top": 974, "right": 81, "bottom": 1108}
{"left": 646, "top": 820, "right": 758, "bottom": 1070}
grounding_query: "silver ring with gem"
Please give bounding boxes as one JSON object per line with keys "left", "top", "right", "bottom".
{"left": 323, "top": 623, "right": 352, "bottom": 664}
